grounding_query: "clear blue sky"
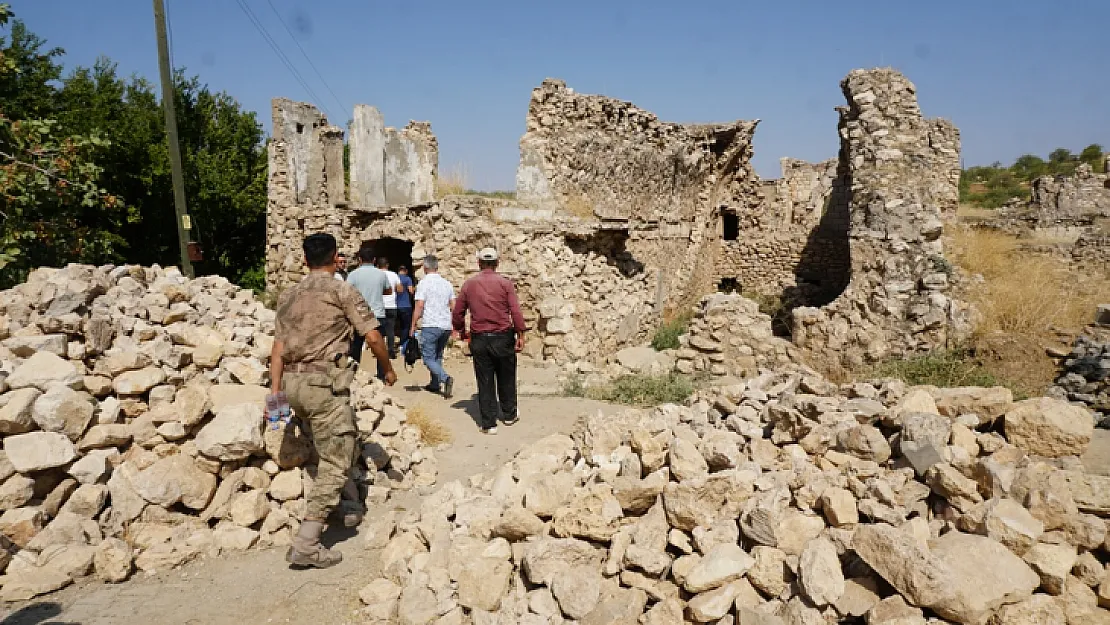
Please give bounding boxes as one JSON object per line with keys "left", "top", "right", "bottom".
{"left": 15, "top": 0, "right": 1110, "bottom": 191}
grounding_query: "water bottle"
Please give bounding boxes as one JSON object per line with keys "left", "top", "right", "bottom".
{"left": 265, "top": 392, "right": 290, "bottom": 430}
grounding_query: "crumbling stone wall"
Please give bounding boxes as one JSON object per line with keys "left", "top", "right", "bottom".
{"left": 266, "top": 99, "right": 346, "bottom": 291}
{"left": 339, "top": 198, "right": 659, "bottom": 363}
{"left": 1030, "top": 164, "right": 1110, "bottom": 219}
{"left": 349, "top": 106, "right": 438, "bottom": 208}
{"left": 714, "top": 158, "right": 851, "bottom": 305}
{"left": 792, "top": 69, "right": 968, "bottom": 367}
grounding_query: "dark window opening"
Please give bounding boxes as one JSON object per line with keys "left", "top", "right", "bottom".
{"left": 360, "top": 237, "right": 415, "bottom": 276}
{"left": 722, "top": 212, "right": 739, "bottom": 241}
{"left": 717, "top": 278, "right": 740, "bottom": 293}
{"left": 295, "top": 123, "right": 304, "bottom": 134}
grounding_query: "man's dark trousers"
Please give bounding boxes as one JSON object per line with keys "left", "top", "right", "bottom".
{"left": 383, "top": 308, "right": 398, "bottom": 356}
{"left": 469, "top": 332, "right": 517, "bottom": 429}
{"left": 397, "top": 306, "right": 413, "bottom": 349}
{"left": 349, "top": 316, "right": 389, "bottom": 379}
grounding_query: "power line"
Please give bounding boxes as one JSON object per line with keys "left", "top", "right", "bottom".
{"left": 233, "top": 0, "right": 332, "bottom": 119}
{"left": 264, "top": 0, "right": 346, "bottom": 118}
{"left": 165, "top": 0, "right": 176, "bottom": 71}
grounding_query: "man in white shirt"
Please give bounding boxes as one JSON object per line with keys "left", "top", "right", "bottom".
{"left": 377, "top": 257, "right": 402, "bottom": 359}
{"left": 410, "top": 255, "right": 456, "bottom": 397}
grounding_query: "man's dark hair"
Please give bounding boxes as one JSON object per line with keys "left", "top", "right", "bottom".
{"left": 478, "top": 259, "right": 498, "bottom": 270}
{"left": 358, "top": 245, "right": 375, "bottom": 263}
{"left": 303, "top": 233, "right": 338, "bottom": 268}
{"left": 376, "top": 257, "right": 389, "bottom": 269}
{"left": 398, "top": 265, "right": 408, "bottom": 273}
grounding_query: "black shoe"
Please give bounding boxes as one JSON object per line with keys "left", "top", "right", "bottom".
{"left": 423, "top": 384, "right": 441, "bottom": 393}
{"left": 443, "top": 377, "right": 453, "bottom": 399}
{"left": 501, "top": 415, "right": 519, "bottom": 426}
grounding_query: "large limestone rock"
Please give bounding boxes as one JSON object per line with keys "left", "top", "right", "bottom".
{"left": 551, "top": 565, "right": 602, "bottom": 619}
{"left": 931, "top": 386, "right": 1014, "bottom": 424}
{"left": 194, "top": 403, "right": 265, "bottom": 461}
{"left": 0, "top": 475, "right": 35, "bottom": 511}
{"left": 457, "top": 556, "right": 512, "bottom": 612}
{"left": 94, "top": 537, "right": 134, "bottom": 582}
{"left": 852, "top": 523, "right": 950, "bottom": 607}
{"left": 668, "top": 436, "right": 708, "bottom": 481}
{"left": 928, "top": 531, "right": 1040, "bottom": 623}
{"left": 4, "top": 431, "right": 78, "bottom": 472}
{"left": 1004, "top": 397, "right": 1094, "bottom": 458}
{"left": 798, "top": 536, "right": 844, "bottom": 606}
{"left": 31, "top": 386, "right": 95, "bottom": 440}
{"left": 521, "top": 537, "right": 603, "bottom": 586}
{"left": 683, "top": 543, "right": 755, "bottom": 593}
{"left": 131, "top": 454, "right": 217, "bottom": 510}
{"left": 112, "top": 366, "right": 167, "bottom": 395}
{"left": 663, "top": 471, "right": 752, "bottom": 531}
{"left": 0, "top": 566, "right": 73, "bottom": 601}
{"left": 6, "top": 352, "right": 81, "bottom": 391}
{"left": 0, "top": 387, "right": 40, "bottom": 434}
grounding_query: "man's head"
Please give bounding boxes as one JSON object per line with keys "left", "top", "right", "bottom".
{"left": 337, "top": 253, "right": 347, "bottom": 269}
{"left": 357, "top": 245, "right": 375, "bottom": 265}
{"left": 477, "top": 247, "right": 498, "bottom": 271}
{"left": 398, "top": 265, "right": 408, "bottom": 276}
{"left": 376, "top": 257, "right": 390, "bottom": 270}
{"left": 303, "top": 233, "right": 338, "bottom": 270}
{"left": 423, "top": 255, "right": 439, "bottom": 273}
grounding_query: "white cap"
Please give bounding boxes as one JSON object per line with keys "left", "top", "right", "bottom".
{"left": 476, "top": 247, "right": 499, "bottom": 261}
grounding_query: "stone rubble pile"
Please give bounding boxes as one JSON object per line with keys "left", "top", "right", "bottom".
{"left": 1052, "top": 305, "right": 1110, "bottom": 427}
{"left": 356, "top": 367, "right": 1110, "bottom": 624}
{"left": 672, "top": 294, "right": 801, "bottom": 380}
{"left": 0, "top": 265, "right": 437, "bottom": 601}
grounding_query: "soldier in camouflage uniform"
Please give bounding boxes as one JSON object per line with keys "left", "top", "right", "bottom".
{"left": 270, "top": 233, "right": 397, "bottom": 568}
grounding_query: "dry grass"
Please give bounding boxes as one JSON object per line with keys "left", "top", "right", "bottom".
{"left": 435, "top": 164, "right": 469, "bottom": 198}
{"left": 405, "top": 405, "right": 452, "bottom": 445}
{"left": 950, "top": 227, "right": 1110, "bottom": 337}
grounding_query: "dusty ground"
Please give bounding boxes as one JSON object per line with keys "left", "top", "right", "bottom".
{"left": 0, "top": 358, "right": 622, "bottom": 625}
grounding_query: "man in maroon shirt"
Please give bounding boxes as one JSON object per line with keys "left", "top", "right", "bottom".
{"left": 452, "top": 248, "right": 527, "bottom": 434}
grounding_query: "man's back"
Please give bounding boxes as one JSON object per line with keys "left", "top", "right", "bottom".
{"left": 382, "top": 270, "right": 401, "bottom": 309}
{"left": 347, "top": 265, "right": 388, "bottom": 318}
{"left": 415, "top": 273, "right": 454, "bottom": 330}
{"left": 454, "top": 270, "right": 526, "bottom": 335}
{"left": 276, "top": 273, "right": 374, "bottom": 364}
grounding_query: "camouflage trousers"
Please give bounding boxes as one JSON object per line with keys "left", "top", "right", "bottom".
{"left": 283, "top": 371, "right": 358, "bottom": 521}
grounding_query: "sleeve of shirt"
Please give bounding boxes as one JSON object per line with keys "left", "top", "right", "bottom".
{"left": 414, "top": 281, "right": 427, "bottom": 302}
{"left": 338, "top": 282, "right": 380, "bottom": 337}
{"left": 452, "top": 281, "right": 469, "bottom": 333}
{"left": 504, "top": 278, "right": 527, "bottom": 333}
{"left": 274, "top": 291, "right": 292, "bottom": 341}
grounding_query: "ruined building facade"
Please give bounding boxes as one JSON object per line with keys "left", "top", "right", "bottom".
{"left": 266, "top": 69, "right": 967, "bottom": 367}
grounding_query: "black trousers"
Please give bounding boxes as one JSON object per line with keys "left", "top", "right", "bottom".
{"left": 470, "top": 332, "right": 517, "bottom": 429}
{"left": 350, "top": 316, "right": 389, "bottom": 379}
{"left": 397, "top": 307, "right": 413, "bottom": 347}
{"left": 383, "top": 308, "right": 398, "bottom": 355}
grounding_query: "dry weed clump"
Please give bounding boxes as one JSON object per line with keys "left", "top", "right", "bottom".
{"left": 435, "top": 164, "right": 469, "bottom": 198}
{"left": 405, "top": 405, "right": 452, "bottom": 445}
{"left": 950, "top": 227, "right": 1110, "bottom": 337}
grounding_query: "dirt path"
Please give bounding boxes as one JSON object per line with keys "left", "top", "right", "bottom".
{"left": 0, "top": 359, "right": 622, "bottom": 625}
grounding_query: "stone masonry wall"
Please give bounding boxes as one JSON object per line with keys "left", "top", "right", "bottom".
{"left": 349, "top": 106, "right": 438, "bottom": 208}
{"left": 792, "top": 69, "right": 968, "bottom": 367}
{"left": 714, "top": 158, "right": 851, "bottom": 304}
{"left": 266, "top": 99, "right": 346, "bottom": 291}
{"left": 1030, "top": 163, "right": 1110, "bottom": 220}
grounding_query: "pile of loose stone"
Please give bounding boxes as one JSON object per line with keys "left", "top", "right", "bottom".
{"left": 356, "top": 367, "right": 1110, "bottom": 624}
{"left": 0, "top": 264, "right": 437, "bottom": 601}
{"left": 1052, "top": 305, "right": 1110, "bottom": 428}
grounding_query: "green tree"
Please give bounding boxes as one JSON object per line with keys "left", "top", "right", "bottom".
{"left": 0, "top": 5, "right": 125, "bottom": 287}
{"left": 1048, "top": 148, "right": 1074, "bottom": 164}
{"left": 1079, "top": 143, "right": 1105, "bottom": 172}
{"left": 1011, "top": 154, "right": 1045, "bottom": 180}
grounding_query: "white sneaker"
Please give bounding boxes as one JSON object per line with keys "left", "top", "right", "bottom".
{"left": 481, "top": 426, "right": 498, "bottom": 435}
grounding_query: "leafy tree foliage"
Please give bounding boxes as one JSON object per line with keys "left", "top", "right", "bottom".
{"left": 0, "top": 6, "right": 267, "bottom": 289}
{"left": 960, "top": 143, "right": 1107, "bottom": 208}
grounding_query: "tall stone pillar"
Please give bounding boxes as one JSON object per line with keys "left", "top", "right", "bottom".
{"left": 349, "top": 104, "right": 386, "bottom": 207}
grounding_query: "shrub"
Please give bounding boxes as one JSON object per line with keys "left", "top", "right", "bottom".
{"left": 561, "top": 375, "right": 586, "bottom": 398}
{"left": 871, "top": 349, "right": 1002, "bottom": 389}
{"left": 435, "top": 165, "right": 468, "bottom": 198}
{"left": 651, "top": 312, "right": 693, "bottom": 351}
{"left": 587, "top": 373, "right": 694, "bottom": 407}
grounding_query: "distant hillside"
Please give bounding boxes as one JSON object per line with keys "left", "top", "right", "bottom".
{"left": 960, "top": 144, "right": 1105, "bottom": 208}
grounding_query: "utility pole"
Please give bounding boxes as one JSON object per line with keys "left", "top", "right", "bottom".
{"left": 152, "top": 0, "right": 194, "bottom": 278}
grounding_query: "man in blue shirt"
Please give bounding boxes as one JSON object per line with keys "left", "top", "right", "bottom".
{"left": 346, "top": 245, "right": 391, "bottom": 376}
{"left": 396, "top": 265, "right": 415, "bottom": 351}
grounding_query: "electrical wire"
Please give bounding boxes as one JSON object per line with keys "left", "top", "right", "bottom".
{"left": 165, "top": 0, "right": 177, "bottom": 72}
{"left": 265, "top": 0, "right": 347, "bottom": 118}
{"left": 233, "top": 0, "right": 332, "bottom": 119}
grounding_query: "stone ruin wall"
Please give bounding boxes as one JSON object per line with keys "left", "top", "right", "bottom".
{"left": 267, "top": 99, "right": 439, "bottom": 291}
{"left": 713, "top": 157, "right": 851, "bottom": 305}
{"left": 514, "top": 78, "right": 762, "bottom": 316}
{"left": 266, "top": 99, "right": 346, "bottom": 291}
{"left": 266, "top": 69, "right": 970, "bottom": 368}
{"left": 792, "top": 69, "right": 967, "bottom": 367}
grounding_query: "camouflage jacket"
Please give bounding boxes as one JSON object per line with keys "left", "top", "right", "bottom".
{"left": 275, "top": 272, "right": 379, "bottom": 364}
